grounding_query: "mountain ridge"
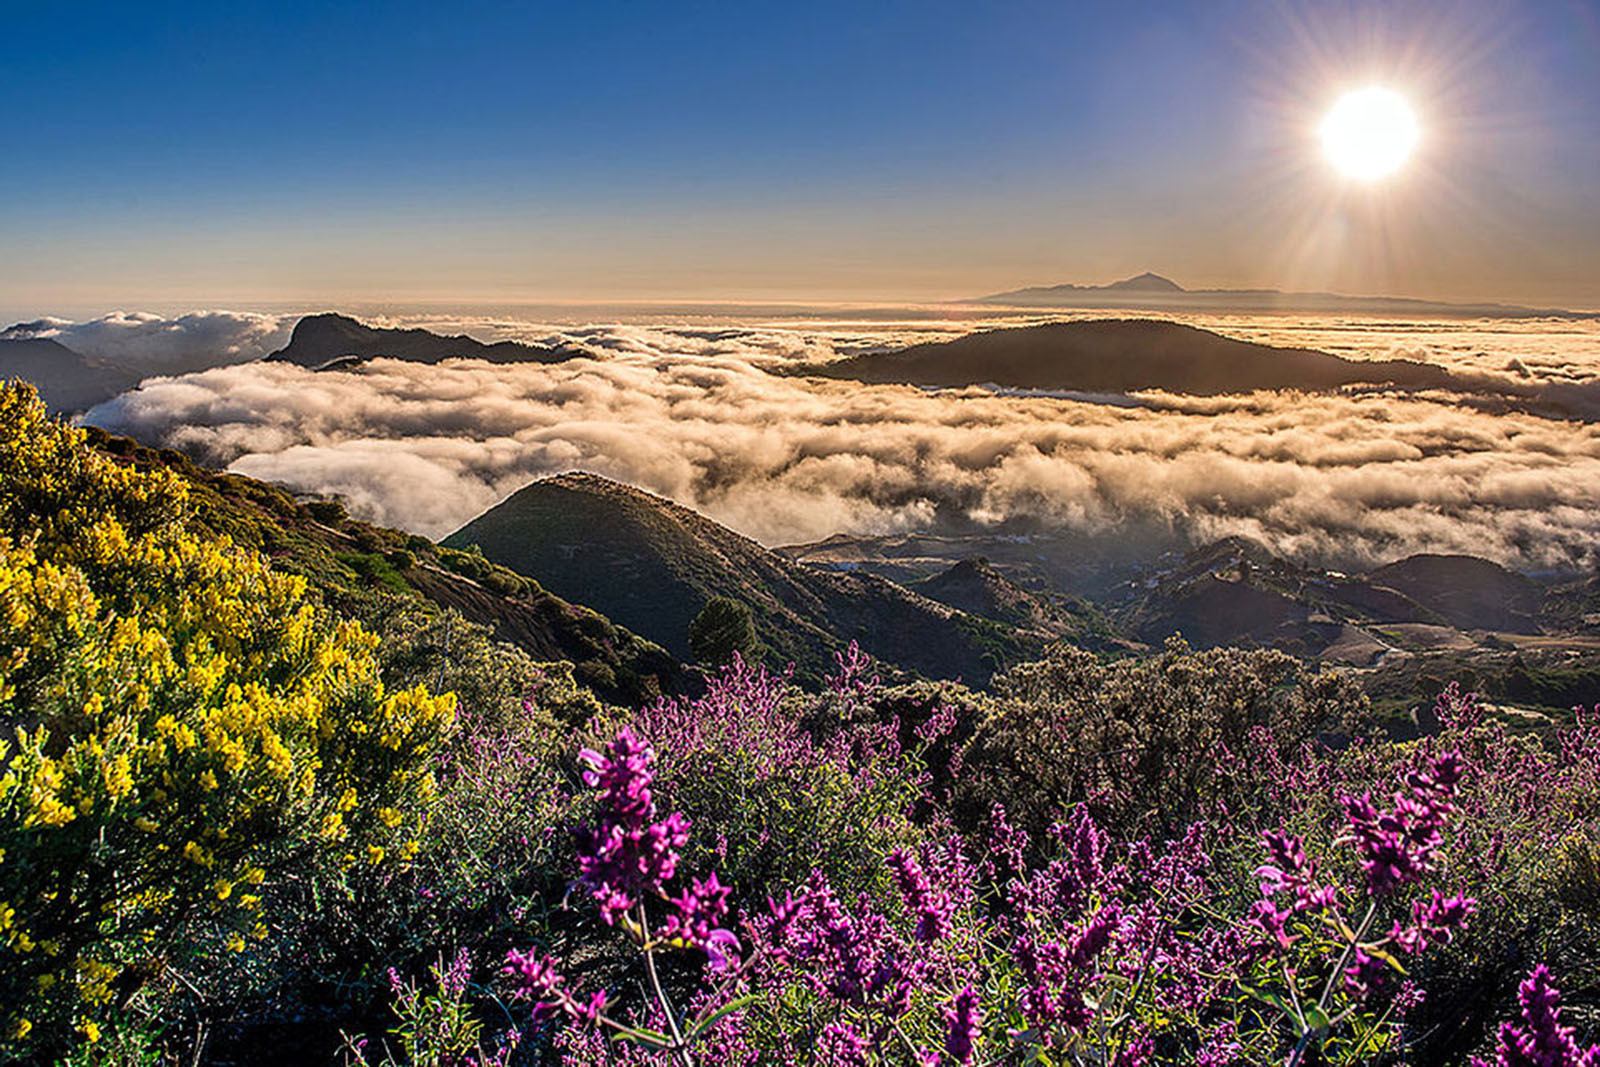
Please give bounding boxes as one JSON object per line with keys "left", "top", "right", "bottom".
{"left": 444, "top": 472, "right": 1044, "bottom": 684}
{"left": 806, "top": 319, "right": 1453, "bottom": 396}
{"left": 266, "top": 312, "right": 581, "bottom": 370}
{"left": 0, "top": 337, "right": 139, "bottom": 414}
{"left": 976, "top": 274, "right": 1599, "bottom": 319}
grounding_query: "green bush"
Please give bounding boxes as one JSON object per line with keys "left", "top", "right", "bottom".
{"left": 955, "top": 639, "right": 1366, "bottom": 837}
{"left": 0, "top": 384, "right": 456, "bottom": 1057}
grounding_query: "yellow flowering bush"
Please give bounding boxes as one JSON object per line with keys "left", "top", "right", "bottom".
{"left": 0, "top": 383, "right": 456, "bottom": 1054}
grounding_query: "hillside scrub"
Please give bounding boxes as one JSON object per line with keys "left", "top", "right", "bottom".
{"left": 0, "top": 384, "right": 456, "bottom": 1056}
{"left": 4, "top": 378, "right": 1600, "bottom": 1063}
{"left": 340, "top": 658, "right": 1600, "bottom": 1067}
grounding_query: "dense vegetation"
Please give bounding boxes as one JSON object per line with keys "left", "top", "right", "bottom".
{"left": 78, "top": 427, "right": 678, "bottom": 710}
{"left": 2, "top": 380, "right": 1598, "bottom": 1064}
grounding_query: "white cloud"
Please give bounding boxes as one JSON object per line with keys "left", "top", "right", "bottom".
{"left": 2, "top": 311, "right": 291, "bottom": 375}
{"left": 84, "top": 336, "right": 1600, "bottom": 574}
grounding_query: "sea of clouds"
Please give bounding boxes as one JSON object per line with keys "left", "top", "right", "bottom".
{"left": 72, "top": 308, "right": 1600, "bottom": 575}
{"left": 2, "top": 310, "right": 293, "bottom": 375}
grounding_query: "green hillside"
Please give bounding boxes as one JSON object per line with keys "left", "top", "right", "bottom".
{"left": 80, "top": 427, "right": 680, "bottom": 708}
{"left": 445, "top": 472, "right": 1043, "bottom": 684}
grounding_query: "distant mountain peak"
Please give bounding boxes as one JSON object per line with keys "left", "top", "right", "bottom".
{"left": 806, "top": 318, "right": 1453, "bottom": 397}
{"left": 1104, "top": 272, "right": 1184, "bottom": 292}
{"left": 266, "top": 312, "right": 578, "bottom": 370}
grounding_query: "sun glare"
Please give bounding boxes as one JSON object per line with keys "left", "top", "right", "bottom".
{"left": 1320, "top": 87, "right": 1419, "bottom": 181}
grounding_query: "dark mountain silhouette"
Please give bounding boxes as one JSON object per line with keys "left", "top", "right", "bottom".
{"left": 1104, "top": 271, "right": 1184, "bottom": 292}
{"left": 444, "top": 473, "right": 1043, "bottom": 684}
{"left": 266, "top": 312, "right": 582, "bottom": 370}
{"left": 807, "top": 319, "right": 1452, "bottom": 395}
{"left": 977, "top": 274, "right": 1598, "bottom": 319}
{"left": 1366, "top": 555, "right": 1543, "bottom": 634}
{"left": 912, "top": 558, "right": 1048, "bottom": 627}
{"left": 0, "top": 337, "right": 139, "bottom": 414}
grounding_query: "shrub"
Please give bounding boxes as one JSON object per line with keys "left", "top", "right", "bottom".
{"left": 955, "top": 639, "right": 1366, "bottom": 837}
{"left": 601, "top": 651, "right": 927, "bottom": 914}
{"left": 305, "top": 499, "right": 349, "bottom": 526}
{"left": 0, "top": 384, "right": 456, "bottom": 1057}
{"left": 687, "top": 598, "right": 759, "bottom": 668}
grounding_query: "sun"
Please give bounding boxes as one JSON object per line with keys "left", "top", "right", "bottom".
{"left": 1319, "top": 87, "right": 1420, "bottom": 181}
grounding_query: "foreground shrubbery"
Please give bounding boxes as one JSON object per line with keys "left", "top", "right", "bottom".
{"left": 431, "top": 671, "right": 1599, "bottom": 1067}
{"left": 4, "top": 378, "right": 1600, "bottom": 1064}
{"left": 0, "top": 385, "right": 456, "bottom": 1058}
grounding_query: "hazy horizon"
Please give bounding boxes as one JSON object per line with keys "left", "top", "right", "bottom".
{"left": 6, "top": 0, "right": 1600, "bottom": 310}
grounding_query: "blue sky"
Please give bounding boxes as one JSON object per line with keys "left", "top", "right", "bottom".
{"left": 4, "top": 0, "right": 1598, "bottom": 309}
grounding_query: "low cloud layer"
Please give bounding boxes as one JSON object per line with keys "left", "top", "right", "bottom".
{"left": 86, "top": 330, "right": 1600, "bottom": 574}
{"left": 2, "top": 311, "right": 291, "bottom": 375}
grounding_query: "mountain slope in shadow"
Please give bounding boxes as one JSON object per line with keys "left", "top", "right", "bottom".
{"left": 444, "top": 473, "right": 1043, "bottom": 685}
{"left": 0, "top": 338, "right": 139, "bottom": 414}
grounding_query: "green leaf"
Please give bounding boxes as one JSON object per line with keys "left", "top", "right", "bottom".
{"left": 611, "top": 1025, "right": 675, "bottom": 1049}
{"left": 685, "top": 993, "right": 760, "bottom": 1038}
{"left": 1363, "top": 945, "right": 1410, "bottom": 976}
{"left": 1241, "top": 982, "right": 1298, "bottom": 1025}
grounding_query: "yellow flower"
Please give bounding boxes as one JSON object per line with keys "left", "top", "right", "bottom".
{"left": 79, "top": 1020, "right": 100, "bottom": 1043}
{"left": 365, "top": 844, "right": 385, "bottom": 866}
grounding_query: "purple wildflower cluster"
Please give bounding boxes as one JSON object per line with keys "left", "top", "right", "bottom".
{"left": 887, "top": 847, "right": 954, "bottom": 943}
{"left": 1473, "top": 965, "right": 1600, "bottom": 1067}
{"left": 572, "top": 727, "right": 692, "bottom": 926}
{"left": 422, "top": 663, "right": 1599, "bottom": 1067}
{"left": 1237, "top": 751, "right": 1481, "bottom": 1066}
{"left": 501, "top": 725, "right": 745, "bottom": 1056}
{"left": 1252, "top": 751, "right": 1475, "bottom": 968}
{"left": 1342, "top": 749, "right": 1464, "bottom": 894}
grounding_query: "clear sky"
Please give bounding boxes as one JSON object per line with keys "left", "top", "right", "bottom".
{"left": 4, "top": 0, "right": 1598, "bottom": 310}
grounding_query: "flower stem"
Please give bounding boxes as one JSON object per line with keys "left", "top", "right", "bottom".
{"left": 639, "top": 904, "right": 695, "bottom": 1067}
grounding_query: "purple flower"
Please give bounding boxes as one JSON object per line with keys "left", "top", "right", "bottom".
{"left": 1114, "top": 1034, "right": 1154, "bottom": 1067}
{"left": 1256, "top": 831, "right": 1336, "bottom": 912}
{"left": 1342, "top": 947, "right": 1390, "bottom": 998}
{"left": 1071, "top": 904, "right": 1121, "bottom": 966}
{"left": 502, "top": 948, "right": 607, "bottom": 1024}
{"left": 1472, "top": 965, "right": 1600, "bottom": 1067}
{"left": 944, "top": 986, "right": 983, "bottom": 1063}
{"left": 1249, "top": 897, "right": 1296, "bottom": 951}
{"left": 573, "top": 727, "right": 691, "bottom": 925}
{"left": 1341, "top": 750, "right": 1462, "bottom": 895}
{"left": 1391, "top": 890, "right": 1477, "bottom": 954}
{"left": 663, "top": 872, "right": 741, "bottom": 970}
{"left": 503, "top": 947, "right": 563, "bottom": 1001}
{"left": 818, "top": 1019, "right": 873, "bottom": 1066}
{"left": 915, "top": 702, "right": 958, "bottom": 744}
{"left": 888, "top": 847, "right": 954, "bottom": 942}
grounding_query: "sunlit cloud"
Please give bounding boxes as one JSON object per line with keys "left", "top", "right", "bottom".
{"left": 1, "top": 311, "right": 292, "bottom": 375}
{"left": 83, "top": 317, "right": 1600, "bottom": 575}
